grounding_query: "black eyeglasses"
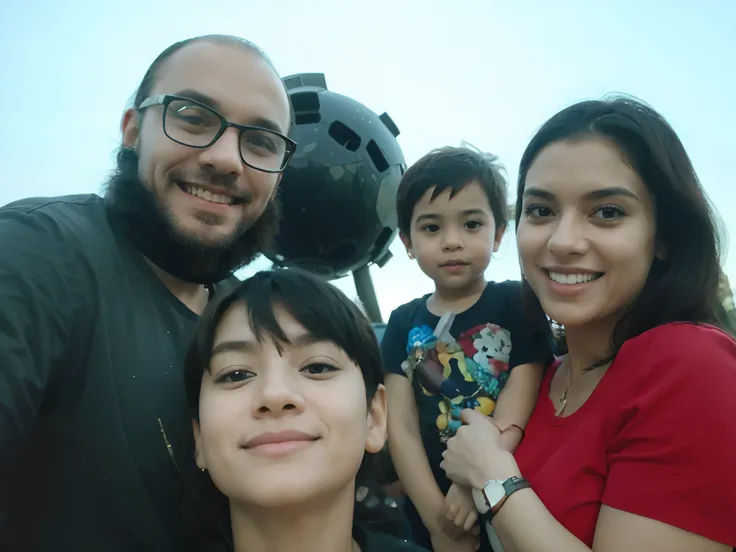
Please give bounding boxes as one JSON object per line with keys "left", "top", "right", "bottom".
{"left": 138, "top": 94, "right": 297, "bottom": 173}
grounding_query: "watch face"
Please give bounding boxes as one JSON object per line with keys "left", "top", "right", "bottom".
{"left": 484, "top": 480, "right": 506, "bottom": 508}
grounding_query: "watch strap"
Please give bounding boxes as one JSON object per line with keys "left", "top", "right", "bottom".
{"left": 481, "top": 476, "right": 530, "bottom": 523}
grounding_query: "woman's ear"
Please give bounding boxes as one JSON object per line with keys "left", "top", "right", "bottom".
{"left": 364, "top": 384, "right": 387, "bottom": 454}
{"left": 192, "top": 419, "right": 207, "bottom": 470}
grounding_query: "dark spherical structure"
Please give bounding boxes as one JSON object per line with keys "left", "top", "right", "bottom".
{"left": 264, "top": 73, "right": 406, "bottom": 280}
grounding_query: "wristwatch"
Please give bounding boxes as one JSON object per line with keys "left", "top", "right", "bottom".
{"left": 472, "top": 476, "right": 530, "bottom": 521}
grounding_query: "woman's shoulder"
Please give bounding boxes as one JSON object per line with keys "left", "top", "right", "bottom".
{"left": 635, "top": 320, "right": 734, "bottom": 343}
{"left": 620, "top": 322, "right": 736, "bottom": 376}
{"left": 609, "top": 322, "right": 736, "bottom": 422}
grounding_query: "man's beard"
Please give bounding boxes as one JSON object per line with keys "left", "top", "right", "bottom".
{"left": 103, "top": 147, "right": 281, "bottom": 284}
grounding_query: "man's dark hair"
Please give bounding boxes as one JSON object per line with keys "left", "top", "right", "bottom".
{"left": 515, "top": 95, "right": 736, "bottom": 365}
{"left": 396, "top": 146, "right": 509, "bottom": 239}
{"left": 132, "top": 34, "right": 294, "bottom": 132}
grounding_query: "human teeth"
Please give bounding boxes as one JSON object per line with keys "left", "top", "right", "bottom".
{"left": 185, "top": 185, "right": 233, "bottom": 205}
{"left": 548, "top": 272, "right": 600, "bottom": 285}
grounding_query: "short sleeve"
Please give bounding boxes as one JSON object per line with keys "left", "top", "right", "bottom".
{"left": 602, "top": 324, "right": 736, "bottom": 546}
{"left": 380, "top": 306, "right": 411, "bottom": 377}
{"left": 502, "top": 282, "right": 553, "bottom": 369}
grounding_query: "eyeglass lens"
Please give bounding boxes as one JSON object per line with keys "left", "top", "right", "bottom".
{"left": 163, "top": 99, "right": 289, "bottom": 171}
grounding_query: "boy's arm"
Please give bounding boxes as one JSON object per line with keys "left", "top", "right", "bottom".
{"left": 494, "top": 280, "right": 555, "bottom": 452}
{"left": 493, "top": 361, "right": 545, "bottom": 453}
{"left": 385, "top": 373, "right": 445, "bottom": 533}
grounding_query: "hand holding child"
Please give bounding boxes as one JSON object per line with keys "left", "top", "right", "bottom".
{"left": 441, "top": 409, "right": 521, "bottom": 490}
{"left": 442, "top": 482, "right": 478, "bottom": 539}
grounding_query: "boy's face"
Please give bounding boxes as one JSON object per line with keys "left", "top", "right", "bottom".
{"left": 192, "top": 301, "right": 387, "bottom": 509}
{"left": 403, "top": 181, "right": 504, "bottom": 292}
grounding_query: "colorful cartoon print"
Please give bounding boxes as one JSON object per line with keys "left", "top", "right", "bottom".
{"left": 403, "top": 322, "right": 512, "bottom": 442}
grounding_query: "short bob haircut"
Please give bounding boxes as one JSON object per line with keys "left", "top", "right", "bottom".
{"left": 183, "top": 268, "right": 408, "bottom": 536}
{"left": 184, "top": 267, "right": 382, "bottom": 418}
{"left": 182, "top": 268, "right": 410, "bottom": 539}
{"left": 515, "top": 95, "right": 734, "bottom": 363}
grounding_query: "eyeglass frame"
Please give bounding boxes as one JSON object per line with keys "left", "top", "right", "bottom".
{"left": 137, "top": 94, "right": 297, "bottom": 173}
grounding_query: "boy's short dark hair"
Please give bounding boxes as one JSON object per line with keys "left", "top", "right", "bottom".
{"left": 396, "top": 146, "right": 509, "bottom": 238}
{"left": 183, "top": 267, "right": 407, "bottom": 537}
{"left": 184, "top": 267, "right": 382, "bottom": 418}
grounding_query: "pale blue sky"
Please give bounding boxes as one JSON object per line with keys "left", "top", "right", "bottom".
{"left": 2, "top": 1, "right": 733, "bottom": 319}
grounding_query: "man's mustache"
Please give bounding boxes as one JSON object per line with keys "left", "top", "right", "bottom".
{"left": 103, "top": 145, "right": 283, "bottom": 283}
{"left": 169, "top": 169, "right": 254, "bottom": 204}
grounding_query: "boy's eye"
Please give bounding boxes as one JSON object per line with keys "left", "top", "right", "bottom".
{"left": 524, "top": 204, "right": 553, "bottom": 218}
{"left": 422, "top": 224, "right": 440, "bottom": 233}
{"left": 300, "top": 363, "right": 339, "bottom": 375}
{"left": 214, "top": 368, "right": 254, "bottom": 384}
{"left": 465, "top": 220, "right": 483, "bottom": 230}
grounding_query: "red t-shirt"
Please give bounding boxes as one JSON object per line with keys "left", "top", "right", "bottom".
{"left": 515, "top": 322, "right": 736, "bottom": 547}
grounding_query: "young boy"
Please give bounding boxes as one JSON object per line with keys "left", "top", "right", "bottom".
{"left": 382, "top": 146, "right": 552, "bottom": 552}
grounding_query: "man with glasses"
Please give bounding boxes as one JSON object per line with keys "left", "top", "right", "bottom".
{"left": 0, "top": 35, "right": 294, "bottom": 551}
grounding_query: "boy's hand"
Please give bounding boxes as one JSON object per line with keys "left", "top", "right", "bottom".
{"left": 442, "top": 482, "right": 479, "bottom": 539}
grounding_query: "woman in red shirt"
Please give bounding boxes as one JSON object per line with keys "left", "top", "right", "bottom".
{"left": 439, "top": 97, "right": 736, "bottom": 551}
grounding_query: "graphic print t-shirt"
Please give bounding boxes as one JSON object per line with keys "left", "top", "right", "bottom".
{"left": 381, "top": 280, "right": 552, "bottom": 492}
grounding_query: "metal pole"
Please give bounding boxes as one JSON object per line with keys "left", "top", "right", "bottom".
{"left": 353, "top": 265, "right": 383, "bottom": 323}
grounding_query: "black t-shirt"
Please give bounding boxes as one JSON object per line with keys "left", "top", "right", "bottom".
{"left": 207, "top": 525, "right": 425, "bottom": 552}
{"left": 381, "top": 281, "right": 552, "bottom": 493}
{"left": 0, "top": 195, "right": 230, "bottom": 551}
{"left": 354, "top": 525, "right": 427, "bottom": 551}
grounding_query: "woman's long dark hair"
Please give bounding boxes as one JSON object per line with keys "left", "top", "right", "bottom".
{"left": 515, "top": 95, "right": 735, "bottom": 363}
{"left": 183, "top": 267, "right": 407, "bottom": 545}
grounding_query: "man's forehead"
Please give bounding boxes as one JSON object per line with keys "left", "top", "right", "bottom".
{"left": 150, "top": 41, "right": 290, "bottom": 133}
